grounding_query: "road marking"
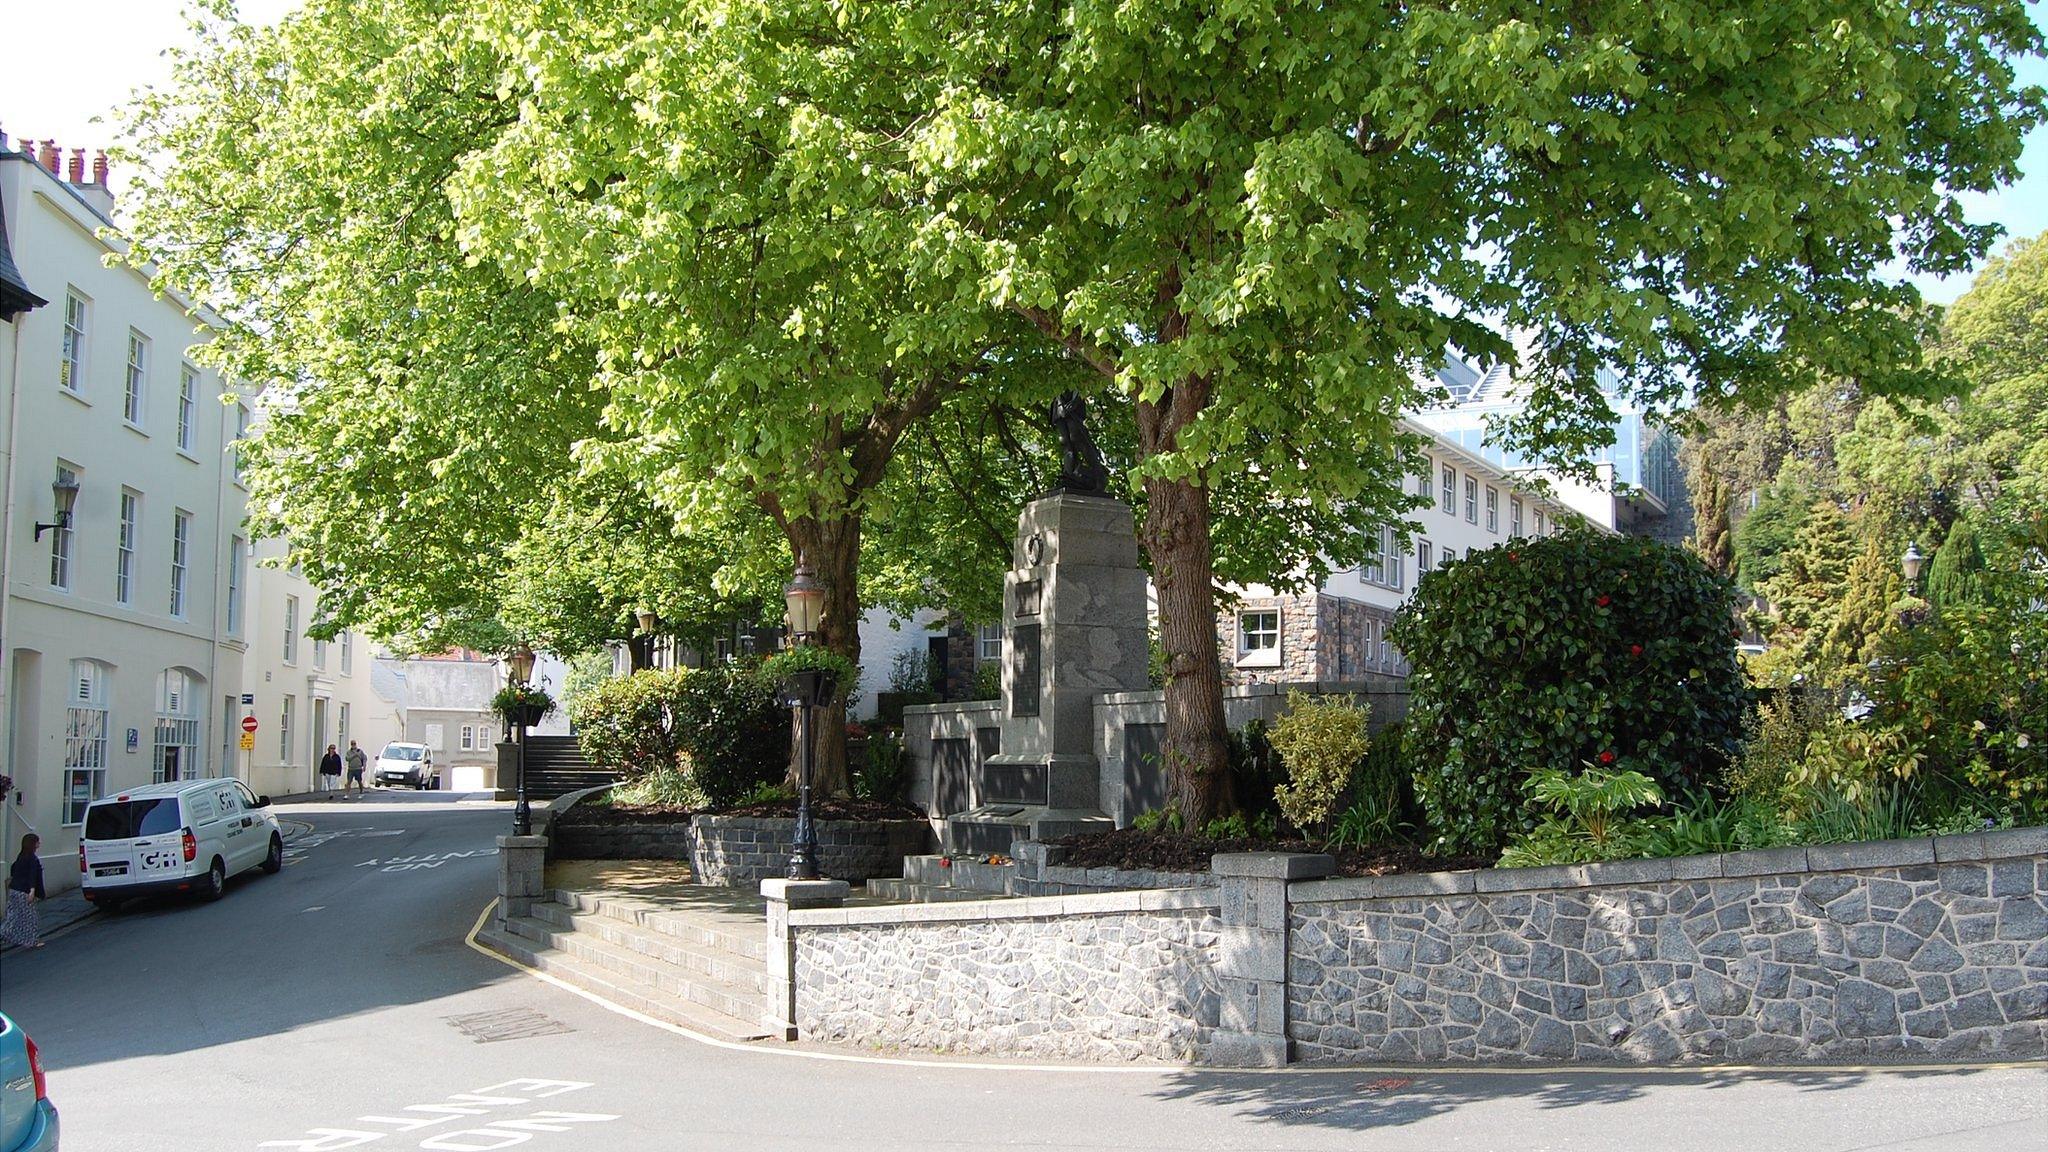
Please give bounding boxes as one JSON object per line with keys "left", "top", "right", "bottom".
{"left": 258, "top": 1079, "right": 615, "bottom": 1150}
{"left": 303, "top": 906, "right": 325, "bottom": 913}
{"left": 361, "top": 830, "right": 406, "bottom": 837}
{"left": 355, "top": 850, "right": 498, "bottom": 873}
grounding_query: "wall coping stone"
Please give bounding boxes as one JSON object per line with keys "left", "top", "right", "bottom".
{"left": 1806, "top": 837, "right": 1937, "bottom": 872}
{"left": 1212, "top": 852, "right": 1335, "bottom": 880}
{"left": 901, "top": 700, "right": 1003, "bottom": 717}
{"left": 497, "top": 835, "right": 549, "bottom": 850}
{"left": 762, "top": 878, "right": 849, "bottom": 909}
{"left": 789, "top": 885, "right": 1218, "bottom": 929}
{"left": 1720, "top": 845, "right": 1813, "bottom": 877}
{"left": 1933, "top": 825, "right": 2048, "bottom": 862}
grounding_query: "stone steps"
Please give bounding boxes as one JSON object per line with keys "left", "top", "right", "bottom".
{"left": 546, "top": 888, "right": 766, "bottom": 960}
{"left": 502, "top": 913, "right": 764, "bottom": 1024}
{"left": 901, "top": 854, "right": 1017, "bottom": 894}
{"left": 476, "top": 925, "right": 773, "bottom": 1043}
{"left": 863, "top": 877, "right": 996, "bottom": 903}
{"left": 527, "top": 901, "right": 767, "bottom": 992}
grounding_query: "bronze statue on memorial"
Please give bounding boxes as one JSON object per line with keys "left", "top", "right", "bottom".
{"left": 1048, "top": 390, "right": 1110, "bottom": 495}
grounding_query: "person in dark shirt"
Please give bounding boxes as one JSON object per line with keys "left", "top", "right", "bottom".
{"left": 319, "top": 745, "right": 345, "bottom": 795}
{"left": 2, "top": 833, "right": 45, "bottom": 949}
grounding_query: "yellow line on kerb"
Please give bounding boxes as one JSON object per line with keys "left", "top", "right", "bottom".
{"left": 462, "top": 899, "right": 2048, "bottom": 1078}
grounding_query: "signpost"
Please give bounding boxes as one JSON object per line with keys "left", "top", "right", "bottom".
{"left": 240, "top": 714, "right": 259, "bottom": 786}
{"left": 242, "top": 715, "right": 260, "bottom": 734}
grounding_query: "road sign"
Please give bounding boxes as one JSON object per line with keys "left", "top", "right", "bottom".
{"left": 242, "top": 715, "right": 260, "bottom": 734}
{"left": 238, "top": 733, "right": 256, "bottom": 752}
{"left": 240, "top": 692, "right": 255, "bottom": 705}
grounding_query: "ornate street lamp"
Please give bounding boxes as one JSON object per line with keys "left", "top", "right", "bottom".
{"left": 633, "top": 607, "right": 658, "bottom": 670}
{"left": 508, "top": 644, "right": 536, "bottom": 836}
{"left": 1900, "top": 542, "right": 1927, "bottom": 587}
{"left": 782, "top": 555, "right": 832, "bottom": 880}
{"left": 33, "top": 472, "right": 79, "bottom": 542}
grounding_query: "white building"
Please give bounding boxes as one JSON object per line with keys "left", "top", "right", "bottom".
{"left": 235, "top": 539, "right": 397, "bottom": 797}
{"left": 0, "top": 137, "right": 250, "bottom": 891}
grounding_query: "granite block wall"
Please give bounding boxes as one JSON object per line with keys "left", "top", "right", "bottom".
{"left": 690, "top": 816, "right": 931, "bottom": 886}
{"left": 790, "top": 892, "right": 1224, "bottom": 1062}
{"left": 1288, "top": 840, "right": 2048, "bottom": 1065}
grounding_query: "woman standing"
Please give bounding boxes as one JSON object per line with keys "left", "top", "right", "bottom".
{"left": 2, "top": 833, "right": 46, "bottom": 949}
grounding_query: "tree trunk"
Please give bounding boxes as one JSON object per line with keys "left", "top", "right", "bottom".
{"left": 785, "top": 512, "right": 862, "bottom": 797}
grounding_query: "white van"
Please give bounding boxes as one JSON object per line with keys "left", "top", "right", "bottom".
{"left": 373, "top": 742, "right": 437, "bottom": 790}
{"left": 79, "top": 778, "right": 283, "bottom": 907}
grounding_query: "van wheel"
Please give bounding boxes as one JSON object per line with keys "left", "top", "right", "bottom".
{"left": 203, "top": 858, "right": 227, "bottom": 901}
{"left": 262, "top": 835, "right": 284, "bottom": 875}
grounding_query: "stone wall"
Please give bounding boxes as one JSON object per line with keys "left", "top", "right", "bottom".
{"left": 1007, "top": 840, "right": 1215, "bottom": 897}
{"left": 689, "top": 815, "right": 931, "bottom": 886}
{"left": 552, "top": 819, "right": 693, "bottom": 861}
{"left": 1287, "top": 831, "right": 2048, "bottom": 1065}
{"left": 788, "top": 889, "right": 1224, "bottom": 1062}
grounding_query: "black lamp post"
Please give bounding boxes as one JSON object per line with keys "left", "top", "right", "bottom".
{"left": 783, "top": 556, "right": 830, "bottom": 881}
{"left": 634, "top": 607, "right": 658, "bottom": 670}
{"left": 509, "top": 644, "right": 536, "bottom": 836}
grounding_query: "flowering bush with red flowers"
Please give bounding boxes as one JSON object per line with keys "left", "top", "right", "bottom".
{"left": 1393, "top": 529, "right": 1748, "bottom": 854}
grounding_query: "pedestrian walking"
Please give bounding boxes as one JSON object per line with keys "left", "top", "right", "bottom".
{"left": 344, "top": 740, "right": 368, "bottom": 795}
{"left": 319, "top": 744, "right": 344, "bottom": 794}
{"left": 2, "top": 833, "right": 46, "bottom": 949}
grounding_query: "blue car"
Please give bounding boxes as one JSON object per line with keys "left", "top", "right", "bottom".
{"left": 0, "top": 1012, "right": 57, "bottom": 1151}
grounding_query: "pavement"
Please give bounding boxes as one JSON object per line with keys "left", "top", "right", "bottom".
{"left": 2, "top": 790, "right": 2046, "bottom": 1150}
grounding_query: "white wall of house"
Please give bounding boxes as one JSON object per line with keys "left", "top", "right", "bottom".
{"left": 0, "top": 146, "right": 247, "bottom": 891}
{"left": 854, "top": 607, "right": 947, "bottom": 719}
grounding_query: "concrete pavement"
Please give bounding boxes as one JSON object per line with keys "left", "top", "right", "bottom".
{"left": 1, "top": 790, "right": 2044, "bottom": 1150}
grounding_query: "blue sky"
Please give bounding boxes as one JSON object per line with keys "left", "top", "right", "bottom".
{"left": 1912, "top": 48, "right": 2048, "bottom": 304}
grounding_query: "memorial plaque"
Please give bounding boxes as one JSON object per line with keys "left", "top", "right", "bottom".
{"left": 1010, "top": 622, "right": 1041, "bottom": 718}
{"left": 1014, "top": 579, "right": 1042, "bottom": 617}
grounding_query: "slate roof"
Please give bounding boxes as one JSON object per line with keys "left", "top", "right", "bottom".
{"left": 0, "top": 192, "right": 46, "bottom": 320}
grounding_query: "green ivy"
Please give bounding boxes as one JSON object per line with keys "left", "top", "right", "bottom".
{"left": 1393, "top": 530, "right": 1748, "bottom": 855}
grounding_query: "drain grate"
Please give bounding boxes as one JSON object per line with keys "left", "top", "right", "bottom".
{"left": 444, "top": 1008, "right": 574, "bottom": 1044}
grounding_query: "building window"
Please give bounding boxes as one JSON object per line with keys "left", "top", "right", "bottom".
{"left": 1237, "top": 609, "right": 1281, "bottom": 666}
{"left": 459, "top": 725, "right": 475, "bottom": 752}
{"left": 1535, "top": 509, "right": 1548, "bottom": 536}
{"left": 977, "top": 623, "right": 1002, "bottom": 662}
{"left": 1439, "top": 465, "right": 1456, "bottom": 515}
{"left": 124, "top": 331, "right": 150, "bottom": 426}
{"left": 1377, "top": 619, "right": 1391, "bottom": 666}
{"left": 177, "top": 365, "right": 199, "bottom": 451}
{"left": 116, "top": 490, "right": 139, "bottom": 605}
{"left": 339, "top": 702, "right": 351, "bottom": 750}
{"left": 48, "top": 465, "right": 77, "bottom": 590}
{"left": 1440, "top": 546, "right": 1456, "bottom": 567}
{"left": 169, "top": 511, "right": 191, "bottom": 618}
{"left": 60, "top": 292, "right": 88, "bottom": 394}
{"left": 154, "top": 669, "right": 200, "bottom": 783}
{"left": 63, "top": 660, "right": 110, "bottom": 825}
{"left": 280, "top": 695, "right": 296, "bottom": 762}
{"left": 227, "top": 536, "right": 246, "bottom": 636}
{"left": 1362, "top": 527, "right": 1403, "bottom": 590}
{"left": 283, "top": 596, "right": 299, "bottom": 663}
{"left": 313, "top": 635, "right": 328, "bottom": 671}
{"left": 340, "top": 631, "right": 353, "bottom": 674}
{"left": 1464, "top": 476, "right": 1478, "bottom": 523}
{"left": 1511, "top": 497, "right": 1524, "bottom": 537}
{"left": 1417, "top": 539, "right": 1433, "bottom": 574}
{"left": 232, "top": 403, "right": 250, "bottom": 482}
{"left": 1485, "top": 486, "right": 1499, "bottom": 533}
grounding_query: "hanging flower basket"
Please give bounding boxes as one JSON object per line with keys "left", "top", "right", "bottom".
{"left": 492, "top": 684, "right": 555, "bottom": 729}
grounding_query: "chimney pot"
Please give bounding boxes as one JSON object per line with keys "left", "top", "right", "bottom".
{"left": 17, "top": 137, "right": 33, "bottom": 158}
{"left": 68, "top": 148, "right": 86, "bottom": 183}
{"left": 38, "top": 140, "right": 60, "bottom": 174}
{"left": 93, "top": 151, "right": 110, "bottom": 186}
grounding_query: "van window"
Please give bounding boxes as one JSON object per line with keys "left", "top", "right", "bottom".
{"left": 84, "top": 798, "right": 183, "bottom": 840}
{"left": 381, "top": 745, "right": 425, "bottom": 761}
{"left": 188, "top": 793, "right": 218, "bottom": 823}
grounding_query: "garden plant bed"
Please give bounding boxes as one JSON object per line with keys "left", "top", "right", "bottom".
{"left": 1048, "top": 827, "right": 1490, "bottom": 879}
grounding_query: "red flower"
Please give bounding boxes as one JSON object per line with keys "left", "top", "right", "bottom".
{"left": 1599, "top": 750, "right": 1617, "bottom": 765}
{"left": 1630, "top": 644, "right": 1644, "bottom": 657}
{"left": 940, "top": 857, "right": 952, "bottom": 869}
{"left": 1596, "top": 595, "right": 1611, "bottom": 608}
{"left": 1508, "top": 551, "right": 1519, "bottom": 561}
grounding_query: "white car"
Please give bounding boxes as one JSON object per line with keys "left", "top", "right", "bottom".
{"left": 79, "top": 778, "right": 283, "bottom": 908}
{"left": 373, "top": 742, "right": 438, "bottom": 790}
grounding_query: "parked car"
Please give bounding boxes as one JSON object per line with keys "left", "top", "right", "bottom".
{"left": 373, "top": 742, "right": 438, "bottom": 790}
{"left": 0, "top": 1012, "right": 58, "bottom": 1151}
{"left": 79, "top": 778, "right": 282, "bottom": 909}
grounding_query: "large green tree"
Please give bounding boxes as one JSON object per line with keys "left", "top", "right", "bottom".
{"left": 904, "top": 0, "right": 2043, "bottom": 823}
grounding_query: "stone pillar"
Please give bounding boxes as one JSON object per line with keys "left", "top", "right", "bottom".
{"left": 761, "top": 878, "right": 850, "bottom": 1042}
{"left": 1205, "top": 852, "right": 1334, "bottom": 1067}
{"left": 496, "top": 834, "right": 549, "bottom": 926}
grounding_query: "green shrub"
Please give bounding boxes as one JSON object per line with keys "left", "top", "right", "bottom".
{"left": 671, "top": 662, "right": 789, "bottom": 808}
{"left": 570, "top": 669, "right": 691, "bottom": 777}
{"left": 968, "top": 658, "right": 1002, "bottom": 702}
{"left": 1131, "top": 807, "right": 1181, "bottom": 833}
{"left": 888, "top": 649, "right": 936, "bottom": 694}
{"left": 1324, "top": 715, "right": 1411, "bottom": 850}
{"left": 1267, "top": 693, "right": 1372, "bottom": 833}
{"left": 1498, "top": 765, "right": 1665, "bottom": 867}
{"left": 609, "top": 765, "right": 709, "bottom": 808}
{"left": 855, "top": 730, "right": 908, "bottom": 802}
{"left": 1226, "top": 719, "right": 1286, "bottom": 821}
{"left": 759, "top": 646, "right": 862, "bottom": 710}
{"left": 1394, "top": 530, "right": 1748, "bottom": 854}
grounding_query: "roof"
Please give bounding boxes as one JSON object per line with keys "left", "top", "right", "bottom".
{"left": 104, "top": 778, "right": 235, "bottom": 801}
{"left": 0, "top": 193, "right": 46, "bottom": 320}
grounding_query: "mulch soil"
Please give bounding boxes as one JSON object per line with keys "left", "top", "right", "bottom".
{"left": 560, "top": 798, "right": 922, "bottom": 825}
{"left": 1048, "top": 827, "right": 1491, "bottom": 879}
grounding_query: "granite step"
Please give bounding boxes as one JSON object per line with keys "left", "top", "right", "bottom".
{"left": 503, "top": 916, "right": 764, "bottom": 1023}
{"left": 545, "top": 889, "right": 767, "bottom": 961}
{"left": 900, "top": 855, "right": 1017, "bottom": 894}
{"left": 528, "top": 901, "right": 766, "bottom": 992}
{"left": 863, "top": 877, "right": 997, "bottom": 903}
{"left": 477, "top": 924, "right": 773, "bottom": 1042}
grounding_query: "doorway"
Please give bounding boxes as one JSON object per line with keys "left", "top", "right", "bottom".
{"left": 311, "top": 697, "right": 330, "bottom": 775}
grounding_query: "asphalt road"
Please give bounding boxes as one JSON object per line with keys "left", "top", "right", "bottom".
{"left": 3, "top": 792, "right": 2046, "bottom": 1152}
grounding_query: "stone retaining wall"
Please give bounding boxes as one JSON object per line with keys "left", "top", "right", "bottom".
{"left": 551, "top": 819, "right": 693, "bottom": 861}
{"left": 1008, "top": 840, "right": 1214, "bottom": 896}
{"left": 1288, "top": 831, "right": 2048, "bottom": 1065}
{"left": 788, "top": 889, "right": 1224, "bottom": 1062}
{"left": 690, "top": 816, "right": 931, "bottom": 886}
